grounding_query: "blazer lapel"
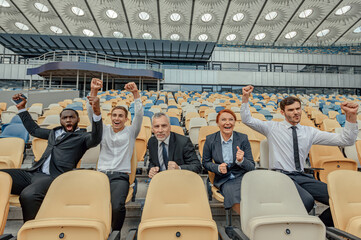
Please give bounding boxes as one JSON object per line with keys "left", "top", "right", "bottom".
{"left": 151, "top": 137, "right": 161, "bottom": 167}
{"left": 168, "top": 132, "right": 175, "bottom": 162}
{"left": 214, "top": 132, "right": 224, "bottom": 163}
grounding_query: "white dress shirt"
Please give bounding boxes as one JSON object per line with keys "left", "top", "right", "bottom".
{"left": 157, "top": 135, "right": 170, "bottom": 171}
{"left": 241, "top": 103, "right": 358, "bottom": 172}
{"left": 87, "top": 98, "right": 143, "bottom": 173}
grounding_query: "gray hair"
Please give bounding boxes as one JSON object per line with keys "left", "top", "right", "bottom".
{"left": 152, "top": 112, "right": 170, "bottom": 125}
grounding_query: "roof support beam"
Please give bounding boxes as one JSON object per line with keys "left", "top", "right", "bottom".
{"left": 244, "top": 0, "right": 268, "bottom": 44}
{"left": 8, "top": 0, "right": 40, "bottom": 34}
{"left": 216, "top": 0, "right": 232, "bottom": 42}
{"left": 301, "top": 0, "right": 343, "bottom": 46}
{"left": 188, "top": 0, "right": 196, "bottom": 41}
{"left": 332, "top": 17, "right": 361, "bottom": 45}
{"left": 83, "top": 0, "right": 103, "bottom": 37}
{"left": 156, "top": 0, "right": 162, "bottom": 39}
{"left": 120, "top": 0, "right": 133, "bottom": 38}
{"left": 47, "top": 0, "right": 72, "bottom": 35}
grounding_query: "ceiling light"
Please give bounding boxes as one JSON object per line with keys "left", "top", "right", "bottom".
{"left": 226, "top": 34, "right": 236, "bottom": 41}
{"left": 113, "top": 31, "right": 124, "bottom": 38}
{"left": 265, "top": 11, "right": 277, "bottom": 21}
{"left": 50, "top": 26, "right": 62, "bottom": 34}
{"left": 232, "top": 13, "right": 244, "bottom": 22}
{"left": 201, "top": 13, "right": 212, "bottom": 22}
{"left": 139, "top": 12, "right": 150, "bottom": 21}
{"left": 170, "top": 34, "right": 180, "bottom": 40}
{"left": 285, "top": 31, "right": 297, "bottom": 39}
{"left": 83, "top": 29, "right": 94, "bottom": 36}
{"left": 299, "top": 9, "right": 313, "bottom": 18}
{"left": 71, "top": 6, "right": 84, "bottom": 16}
{"left": 0, "top": 0, "right": 10, "bottom": 7}
{"left": 34, "top": 2, "right": 48, "bottom": 12}
{"left": 316, "top": 29, "right": 330, "bottom": 37}
{"left": 353, "top": 26, "right": 361, "bottom": 34}
{"left": 170, "top": 13, "right": 181, "bottom": 22}
{"left": 15, "top": 22, "right": 29, "bottom": 31}
{"left": 142, "top": 33, "right": 152, "bottom": 39}
{"left": 255, "top": 33, "right": 266, "bottom": 40}
{"left": 335, "top": 5, "right": 351, "bottom": 15}
{"left": 198, "top": 34, "right": 208, "bottom": 41}
{"left": 106, "top": 9, "right": 118, "bottom": 19}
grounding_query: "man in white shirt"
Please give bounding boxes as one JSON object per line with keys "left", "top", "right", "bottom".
{"left": 87, "top": 79, "right": 142, "bottom": 234}
{"left": 240, "top": 85, "right": 358, "bottom": 227}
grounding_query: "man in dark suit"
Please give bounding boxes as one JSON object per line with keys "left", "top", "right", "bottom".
{"left": 148, "top": 112, "right": 201, "bottom": 178}
{"left": 0, "top": 93, "right": 102, "bottom": 222}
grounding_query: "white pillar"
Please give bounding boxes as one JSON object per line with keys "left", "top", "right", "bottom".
{"left": 30, "top": 75, "right": 32, "bottom": 88}
{"left": 83, "top": 72, "right": 87, "bottom": 97}
{"left": 157, "top": 79, "right": 160, "bottom": 91}
{"left": 76, "top": 70, "right": 79, "bottom": 90}
{"left": 49, "top": 72, "right": 52, "bottom": 89}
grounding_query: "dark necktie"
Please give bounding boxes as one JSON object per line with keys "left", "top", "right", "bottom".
{"left": 291, "top": 126, "right": 301, "bottom": 171}
{"left": 161, "top": 142, "right": 168, "bottom": 170}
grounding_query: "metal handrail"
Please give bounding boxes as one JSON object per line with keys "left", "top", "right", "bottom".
{"left": 26, "top": 50, "right": 163, "bottom": 72}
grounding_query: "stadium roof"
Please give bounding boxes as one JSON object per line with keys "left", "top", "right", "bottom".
{"left": 0, "top": 0, "right": 360, "bottom": 47}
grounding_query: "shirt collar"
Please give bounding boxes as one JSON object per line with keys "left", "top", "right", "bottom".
{"left": 158, "top": 134, "right": 170, "bottom": 146}
{"left": 282, "top": 120, "right": 300, "bottom": 129}
{"left": 220, "top": 132, "right": 233, "bottom": 144}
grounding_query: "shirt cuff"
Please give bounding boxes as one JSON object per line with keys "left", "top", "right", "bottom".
{"left": 344, "top": 120, "right": 358, "bottom": 130}
{"left": 92, "top": 114, "right": 102, "bottom": 122}
{"left": 236, "top": 157, "right": 244, "bottom": 166}
{"left": 18, "top": 109, "right": 27, "bottom": 113}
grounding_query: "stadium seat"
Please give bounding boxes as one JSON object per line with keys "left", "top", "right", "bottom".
{"left": 259, "top": 139, "right": 270, "bottom": 169}
{"left": 125, "top": 148, "right": 138, "bottom": 203}
{"left": 0, "top": 124, "right": 29, "bottom": 143}
{"left": 321, "top": 119, "right": 341, "bottom": 132}
{"left": 185, "top": 112, "right": 200, "bottom": 131}
{"left": 0, "top": 172, "right": 12, "bottom": 236}
{"left": 1, "top": 115, "right": 23, "bottom": 132}
{"left": 0, "top": 138, "right": 25, "bottom": 169}
{"left": 80, "top": 145, "right": 100, "bottom": 169}
{"left": 137, "top": 170, "right": 218, "bottom": 240}
{"left": 17, "top": 170, "right": 114, "bottom": 240}
{"left": 169, "top": 116, "right": 180, "bottom": 126}
{"left": 0, "top": 111, "right": 17, "bottom": 125}
{"left": 135, "top": 127, "right": 147, "bottom": 162}
{"left": 336, "top": 114, "right": 346, "bottom": 127}
{"left": 39, "top": 115, "right": 60, "bottom": 127}
{"left": 239, "top": 170, "right": 325, "bottom": 240}
{"left": 327, "top": 170, "right": 361, "bottom": 239}
{"left": 198, "top": 126, "right": 220, "bottom": 157}
{"left": 189, "top": 117, "right": 208, "bottom": 145}
{"left": 170, "top": 125, "right": 184, "bottom": 136}
{"left": 206, "top": 112, "right": 218, "bottom": 126}
{"left": 142, "top": 117, "right": 152, "bottom": 141}
{"left": 309, "top": 145, "right": 357, "bottom": 183}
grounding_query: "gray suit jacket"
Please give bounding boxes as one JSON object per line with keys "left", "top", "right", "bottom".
{"left": 202, "top": 131, "right": 255, "bottom": 188}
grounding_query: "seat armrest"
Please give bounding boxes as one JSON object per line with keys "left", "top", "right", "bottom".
{"left": 326, "top": 227, "right": 361, "bottom": 240}
{"left": 125, "top": 229, "right": 137, "bottom": 240}
{"left": 108, "top": 231, "right": 120, "bottom": 240}
{"left": 0, "top": 234, "right": 14, "bottom": 240}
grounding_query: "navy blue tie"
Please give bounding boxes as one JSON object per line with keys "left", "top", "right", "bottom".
{"left": 161, "top": 142, "right": 168, "bottom": 170}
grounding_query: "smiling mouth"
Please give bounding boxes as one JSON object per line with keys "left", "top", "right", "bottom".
{"left": 224, "top": 126, "right": 232, "bottom": 129}
{"left": 65, "top": 124, "right": 73, "bottom": 131}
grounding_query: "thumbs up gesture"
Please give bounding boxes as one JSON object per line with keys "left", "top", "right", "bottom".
{"left": 236, "top": 146, "right": 244, "bottom": 163}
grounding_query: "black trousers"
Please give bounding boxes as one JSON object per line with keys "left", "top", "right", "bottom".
{"left": 106, "top": 172, "right": 130, "bottom": 231}
{"left": 0, "top": 169, "right": 54, "bottom": 222}
{"left": 284, "top": 171, "right": 333, "bottom": 227}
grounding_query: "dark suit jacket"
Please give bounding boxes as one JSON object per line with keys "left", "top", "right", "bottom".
{"left": 147, "top": 132, "right": 201, "bottom": 173}
{"left": 202, "top": 131, "right": 255, "bottom": 188}
{"left": 19, "top": 111, "right": 102, "bottom": 177}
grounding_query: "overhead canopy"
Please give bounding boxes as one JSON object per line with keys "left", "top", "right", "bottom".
{"left": 0, "top": 33, "right": 216, "bottom": 61}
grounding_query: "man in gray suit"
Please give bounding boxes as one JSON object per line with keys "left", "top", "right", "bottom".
{"left": 1, "top": 93, "right": 102, "bottom": 222}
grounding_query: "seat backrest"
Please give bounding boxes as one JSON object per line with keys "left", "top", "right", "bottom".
{"left": 141, "top": 170, "right": 213, "bottom": 221}
{"left": 171, "top": 125, "right": 184, "bottom": 136}
{"left": 0, "top": 138, "right": 25, "bottom": 169}
{"left": 355, "top": 140, "right": 361, "bottom": 166}
{"left": 135, "top": 127, "right": 147, "bottom": 161}
{"left": 0, "top": 172, "right": 12, "bottom": 235}
{"left": 40, "top": 115, "right": 60, "bottom": 126}
{"left": 241, "top": 170, "right": 308, "bottom": 234}
{"left": 0, "top": 124, "right": 29, "bottom": 143}
{"left": 35, "top": 170, "right": 111, "bottom": 234}
{"left": 328, "top": 170, "right": 361, "bottom": 235}
{"left": 259, "top": 139, "right": 269, "bottom": 168}
{"left": 309, "top": 145, "right": 344, "bottom": 163}
{"left": 129, "top": 147, "right": 137, "bottom": 186}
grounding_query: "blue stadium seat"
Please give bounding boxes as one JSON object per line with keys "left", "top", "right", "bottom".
{"left": 144, "top": 111, "right": 154, "bottom": 120}
{"left": 167, "top": 105, "right": 177, "bottom": 110}
{"left": 1, "top": 115, "right": 22, "bottom": 132}
{"left": 336, "top": 114, "right": 346, "bottom": 127}
{"left": 0, "top": 124, "right": 29, "bottom": 143}
{"left": 215, "top": 106, "right": 225, "bottom": 113}
{"left": 258, "top": 109, "right": 273, "bottom": 120}
{"left": 169, "top": 117, "right": 180, "bottom": 126}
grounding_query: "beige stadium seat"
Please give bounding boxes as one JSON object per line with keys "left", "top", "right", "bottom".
{"left": 240, "top": 170, "right": 325, "bottom": 240}
{"left": 321, "top": 119, "right": 341, "bottom": 132}
{"left": 0, "top": 138, "right": 25, "bottom": 169}
{"left": 80, "top": 145, "right": 100, "bottom": 169}
{"left": 189, "top": 117, "right": 207, "bottom": 145}
{"left": 125, "top": 148, "right": 138, "bottom": 203}
{"left": 171, "top": 125, "right": 184, "bottom": 136}
{"left": 327, "top": 170, "right": 361, "bottom": 238}
{"left": 17, "top": 170, "right": 112, "bottom": 240}
{"left": 0, "top": 172, "right": 12, "bottom": 235}
{"left": 309, "top": 145, "right": 357, "bottom": 183}
{"left": 135, "top": 127, "right": 147, "bottom": 162}
{"left": 185, "top": 112, "right": 200, "bottom": 131}
{"left": 0, "top": 111, "right": 17, "bottom": 124}
{"left": 259, "top": 139, "right": 270, "bottom": 169}
{"left": 137, "top": 170, "right": 218, "bottom": 240}
{"left": 207, "top": 112, "right": 218, "bottom": 126}
{"left": 142, "top": 117, "right": 152, "bottom": 141}
{"left": 0, "top": 102, "right": 7, "bottom": 111}
{"left": 198, "top": 126, "right": 220, "bottom": 157}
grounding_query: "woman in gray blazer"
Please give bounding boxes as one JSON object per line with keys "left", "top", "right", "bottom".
{"left": 202, "top": 109, "right": 255, "bottom": 214}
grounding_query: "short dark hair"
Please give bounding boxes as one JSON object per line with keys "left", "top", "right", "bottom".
{"left": 280, "top": 97, "right": 301, "bottom": 111}
{"left": 111, "top": 106, "right": 128, "bottom": 117}
{"left": 60, "top": 108, "right": 79, "bottom": 118}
